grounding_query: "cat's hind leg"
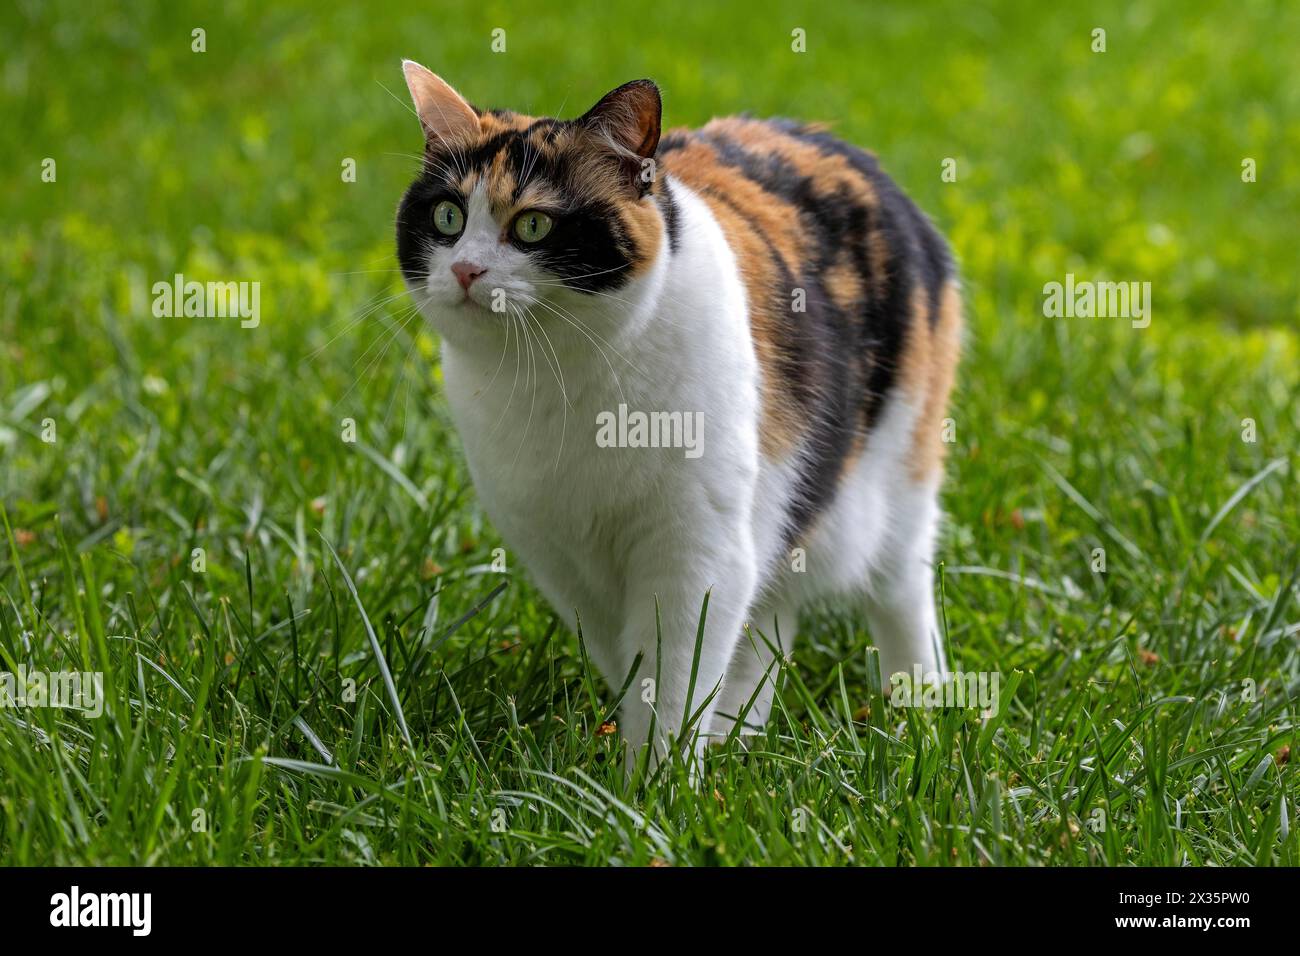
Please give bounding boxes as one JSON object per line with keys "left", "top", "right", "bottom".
{"left": 865, "top": 277, "right": 961, "bottom": 685}
{"left": 863, "top": 479, "right": 949, "bottom": 684}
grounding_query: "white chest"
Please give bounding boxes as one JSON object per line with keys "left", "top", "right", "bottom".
{"left": 436, "top": 182, "right": 761, "bottom": 635}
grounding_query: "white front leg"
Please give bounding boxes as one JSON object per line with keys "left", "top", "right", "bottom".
{"left": 613, "top": 529, "right": 758, "bottom": 768}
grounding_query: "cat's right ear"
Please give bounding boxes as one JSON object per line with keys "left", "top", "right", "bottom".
{"left": 401, "top": 60, "right": 478, "bottom": 146}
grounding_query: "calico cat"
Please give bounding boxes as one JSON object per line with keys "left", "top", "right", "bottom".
{"left": 396, "top": 61, "right": 962, "bottom": 761}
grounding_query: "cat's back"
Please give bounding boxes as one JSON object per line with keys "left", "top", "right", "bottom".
{"left": 657, "top": 116, "right": 961, "bottom": 545}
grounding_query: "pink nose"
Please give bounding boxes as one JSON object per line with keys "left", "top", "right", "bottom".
{"left": 451, "top": 261, "right": 487, "bottom": 291}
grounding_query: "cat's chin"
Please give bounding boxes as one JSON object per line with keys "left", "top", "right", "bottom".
{"left": 420, "top": 299, "right": 510, "bottom": 354}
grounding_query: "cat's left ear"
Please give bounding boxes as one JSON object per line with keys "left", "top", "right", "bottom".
{"left": 579, "top": 79, "right": 662, "bottom": 164}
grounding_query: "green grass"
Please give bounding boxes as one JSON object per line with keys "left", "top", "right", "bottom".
{"left": 1, "top": 0, "right": 1297, "bottom": 865}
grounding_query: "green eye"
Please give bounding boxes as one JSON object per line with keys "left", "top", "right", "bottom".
{"left": 513, "top": 210, "right": 554, "bottom": 243}
{"left": 432, "top": 200, "right": 464, "bottom": 236}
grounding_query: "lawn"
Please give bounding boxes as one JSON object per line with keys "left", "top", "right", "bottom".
{"left": 0, "top": 0, "right": 1297, "bottom": 865}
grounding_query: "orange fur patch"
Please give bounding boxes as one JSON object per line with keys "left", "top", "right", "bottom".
{"left": 900, "top": 280, "right": 963, "bottom": 481}
{"left": 659, "top": 131, "right": 833, "bottom": 459}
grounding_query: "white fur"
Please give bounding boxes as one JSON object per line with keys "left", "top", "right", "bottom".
{"left": 411, "top": 178, "right": 948, "bottom": 762}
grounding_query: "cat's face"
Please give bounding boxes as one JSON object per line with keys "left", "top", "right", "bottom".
{"left": 396, "top": 62, "right": 665, "bottom": 349}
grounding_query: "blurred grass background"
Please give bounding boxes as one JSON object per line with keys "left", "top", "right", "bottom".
{"left": 5, "top": 0, "right": 1299, "bottom": 313}
{"left": 0, "top": 0, "right": 1297, "bottom": 865}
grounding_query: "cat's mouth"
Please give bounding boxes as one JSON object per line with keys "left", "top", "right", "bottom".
{"left": 455, "top": 285, "right": 535, "bottom": 317}
{"left": 456, "top": 292, "right": 495, "bottom": 313}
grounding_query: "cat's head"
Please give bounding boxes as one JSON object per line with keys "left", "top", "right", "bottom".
{"left": 395, "top": 61, "right": 667, "bottom": 349}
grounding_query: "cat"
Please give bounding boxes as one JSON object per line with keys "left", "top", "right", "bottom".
{"left": 396, "top": 60, "right": 962, "bottom": 763}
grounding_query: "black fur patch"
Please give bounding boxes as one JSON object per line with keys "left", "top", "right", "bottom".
{"left": 657, "top": 178, "right": 681, "bottom": 253}
{"left": 396, "top": 179, "right": 457, "bottom": 283}
{"left": 521, "top": 198, "right": 633, "bottom": 292}
{"left": 676, "top": 121, "right": 953, "bottom": 544}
